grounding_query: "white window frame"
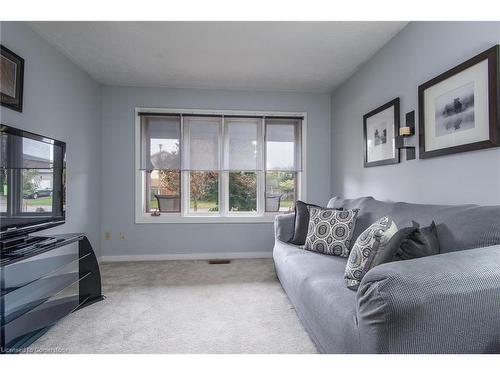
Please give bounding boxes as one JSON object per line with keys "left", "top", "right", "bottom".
{"left": 135, "top": 107, "right": 307, "bottom": 224}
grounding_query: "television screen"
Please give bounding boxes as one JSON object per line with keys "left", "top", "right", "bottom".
{"left": 0, "top": 125, "right": 66, "bottom": 238}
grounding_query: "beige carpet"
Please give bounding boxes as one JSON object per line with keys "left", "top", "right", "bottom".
{"left": 30, "top": 259, "right": 318, "bottom": 353}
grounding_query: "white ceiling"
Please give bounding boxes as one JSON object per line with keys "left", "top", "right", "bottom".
{"left": 29, "top": 21, "right": 407, "bottom": 92}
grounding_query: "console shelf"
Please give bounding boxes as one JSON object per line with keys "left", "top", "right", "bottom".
{"left": 0, "top": 233, "right": 103, "bottom": 354}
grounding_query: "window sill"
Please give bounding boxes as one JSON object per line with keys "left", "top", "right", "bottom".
{"left": 135, "top": 213, "right": 290, "bottom": 224}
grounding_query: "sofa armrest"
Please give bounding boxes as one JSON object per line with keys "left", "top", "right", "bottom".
{"left": 356, "top": 245, "right": 500, "bottom": 353}
{"left": 274, "top": 213, "right": 295, "bottom": 243}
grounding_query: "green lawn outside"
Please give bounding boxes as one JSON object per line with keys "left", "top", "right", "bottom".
{"left": 189, "top": 200, "right": 218, "bottom": 210}
{"left": 149, "top": 198, "right": 294, "bottom": 212}
{"left": 280, "top": 198, "right": 294, "bottom": 211}
{"left": 25, "top": 197, "right": 53, "bottom": 206}
{"left": 149, "top": 199, "right": 218, "bottom": 211}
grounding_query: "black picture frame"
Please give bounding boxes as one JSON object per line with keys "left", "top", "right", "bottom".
{"left": 418, "top": 45, "right": 499, "bottom": 159}
{"left": 1, "top": 45, "right": 24, "bottom": 113}
{"left": 363, "top": 98, "right": 400, "bottom": 168}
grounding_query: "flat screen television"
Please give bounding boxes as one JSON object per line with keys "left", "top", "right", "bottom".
{"left": 0, "top": 125, "right": 66, "bottom": 240}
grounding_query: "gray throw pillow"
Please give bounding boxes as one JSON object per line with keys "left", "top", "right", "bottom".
{"left": 345, "top": 216, "right": 398, "bottom": 290}
{"left": 290, "top": 200, "right": 321, "bottom": 245}
{"left": 395, "top": 221, "right": 440, "bottom": 260}
{"left": 304, "top": 207, "right": 359, "bottom": 257}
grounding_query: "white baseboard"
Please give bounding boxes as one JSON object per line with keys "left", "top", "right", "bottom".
{"left": 99, "top": 251, "right": 273, "bottom": 263}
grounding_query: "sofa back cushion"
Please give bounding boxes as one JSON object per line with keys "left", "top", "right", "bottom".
{"left": 328, "top": 196, "right": 500, "bottom": 253}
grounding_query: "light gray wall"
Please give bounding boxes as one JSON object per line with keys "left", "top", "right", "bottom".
{"left": 331, "top": 21, "right": 500, "bottom": 206}
{"left": 0, "top": 22, "right": 102, "bottom": 254}
{"left": 101, "top": 87, "right": 331, "bottom": 257}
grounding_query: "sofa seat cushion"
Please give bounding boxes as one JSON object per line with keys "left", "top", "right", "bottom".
{"left": 273, "top": 242, "right": 360, "bottom": 353}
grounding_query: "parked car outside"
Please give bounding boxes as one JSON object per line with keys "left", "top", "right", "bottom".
{"left": 24, "top": 188, "right": 52, "bottom": 199}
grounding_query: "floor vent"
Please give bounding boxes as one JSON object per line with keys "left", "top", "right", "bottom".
{"left": 208, "top": 259, "right": 231, "bottom": 264}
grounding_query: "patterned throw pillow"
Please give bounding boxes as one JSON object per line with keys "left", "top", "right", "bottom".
{"left": 304, "top": 207, "right": 359, "bottom": 257}
{"left": 345, "top": 216, "right": 398, "bottom": 290}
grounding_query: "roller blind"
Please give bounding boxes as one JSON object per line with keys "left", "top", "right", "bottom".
{"left": 265, "top": 118, "right": 302, "bottom": 171}
{"left": 224, "top": 118, "right": 260, "bottom": 171}
{"left": 140, "top": 114, "right": 302, "bottom": 172}
{"left": 183, "top": 117, "right": 220, "bottom": 171}
{"left": 140, "top": 115, "right": 181, "bottom": 170}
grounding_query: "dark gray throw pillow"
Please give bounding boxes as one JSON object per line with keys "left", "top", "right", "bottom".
{"left": 395, "top": 221, "right": 440, "bottom": 260}
{"left": 370, "top": 225, "right": 419, "bottom": 267}
{"left": 289, "top": 200, "right": 320, "bottom": 245}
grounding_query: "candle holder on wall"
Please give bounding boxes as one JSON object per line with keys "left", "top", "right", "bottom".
{"left": 395, "top": 110, "right": 416, "bottom": 161}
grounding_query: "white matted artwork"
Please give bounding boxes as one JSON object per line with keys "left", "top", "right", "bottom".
{"left": 419, "top": 45, "right": 499, "bottom": 159}
{"left": 363, "top": 98, "right": 400, "bottom": 168}
{"left": 423, "top": 60, "right": 489, "bottom": 152}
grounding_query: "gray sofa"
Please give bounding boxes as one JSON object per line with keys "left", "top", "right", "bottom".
{"left": 273, "top": 196, "right": 500, "bottom": 353}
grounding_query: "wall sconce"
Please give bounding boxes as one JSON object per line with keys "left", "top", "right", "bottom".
{"left": 395, "top": 110, "right": 416, "bottom": 160}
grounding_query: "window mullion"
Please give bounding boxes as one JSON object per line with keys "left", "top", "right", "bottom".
{"left": 145, "top": 171, "right": 151, "bottom": 212}
{"left": 223, "top": 172, "right": 229, "bottom": 215}
{"left": 256, "top": 171, "right": 263, "bottom": 215}
{"left": 262, "top": 118, "right": 267, "bottom": 213}
{"left": 220, "top": 116, "right": 227, "bottom": 216}
{"left": 258, "top": 118, "right": 265, "bottom": 215}
{"left": 182, "top": 171, "right": 189, "bottom": 215}
{"left": 294, "top": 170, "right": 300, "bottom": 204}
{"left": 181, "top": 114, "right": 188, "bottom": 216}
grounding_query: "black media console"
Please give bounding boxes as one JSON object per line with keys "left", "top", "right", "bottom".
{"left": 0, "top": 233, "right": 104, "bottom": 353}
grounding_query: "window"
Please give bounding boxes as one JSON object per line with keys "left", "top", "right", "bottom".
{"left": 141, "top": 115, "right": 181, "bottom": 213}
{"left": 225, "top": 118, "right": 260, "bottom": 213}
{"left": 265, "top": 119, "right": 301, "bottom": 212}
{"left": 137, "top": 109, "right": 304, "bottom": 222}
{"left": 184, "top": 117, "right": 220, "bottom": 213}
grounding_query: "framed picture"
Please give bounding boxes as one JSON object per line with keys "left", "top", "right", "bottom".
{"left": 1, "top": 45, "right": 24, "bottom": 112}
{"left": 363, "top": 98, "right": 400, "bottom": 167}
{"left": 418, "top": 45, "right": 499, "bottom": 159}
